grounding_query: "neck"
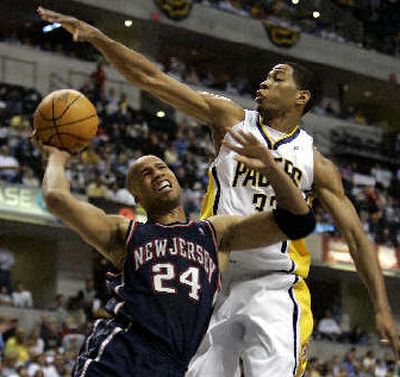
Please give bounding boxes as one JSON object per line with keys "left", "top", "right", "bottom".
{"left": 148, "top": 206, "right": 187, "bottom": 225}
{"left": 260, "top": 109, "right": 302, "bottom": 134}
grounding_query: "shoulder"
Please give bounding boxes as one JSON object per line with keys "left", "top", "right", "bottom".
{"left": 107, "top": 215, "right": 134, "bottom": 244}
{"left": 198, "top": 91, "right": 245, "bottom": 126}
{"left": 299, "top": 128, "right": 314, "bottom": 143}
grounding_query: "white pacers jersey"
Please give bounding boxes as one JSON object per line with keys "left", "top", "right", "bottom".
{"left": 200, "top": 110, "right": 314, "bottom": 278}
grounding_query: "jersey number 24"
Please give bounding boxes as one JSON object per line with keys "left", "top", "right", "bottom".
{"left": 152, "top": 263, "right": 201, "bottom": 301}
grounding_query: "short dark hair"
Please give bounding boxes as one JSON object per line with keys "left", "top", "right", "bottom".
{"left": 284, "top": 61, "right": 321, "bottom": 114}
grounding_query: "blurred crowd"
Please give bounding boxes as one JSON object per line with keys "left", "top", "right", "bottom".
{"left": 0, "top": 78, "right": 212, "bottom": 220}
{"left": 0, "top": 277, "right": 107, "bottom": 377}
{"left": 313, "top": 158, "right": 400, "bottom": 248}
{"left": 1, "top": 76, "right": 400, "bottom": 246}
{"left": 0, "top": 1, "right": 399, "bottom": 63}
{"left": 194, "top": 0, "right": 400, "bottom": 58}
{"left": 305, "top": 348, "right": 398, "bottom": 377}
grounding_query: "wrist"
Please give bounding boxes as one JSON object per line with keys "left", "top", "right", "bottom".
{"left": 48, "top": 152, "right": 68, "bottom": 166}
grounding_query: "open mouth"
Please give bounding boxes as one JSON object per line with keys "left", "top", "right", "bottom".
{"left": 157, "top": 180, "right": 173, "bottom": 192}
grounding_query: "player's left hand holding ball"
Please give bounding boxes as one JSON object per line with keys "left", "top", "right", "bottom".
{"left": 222, "top": 130, "right": 274, "bottom": 171}
{"left": 32, "top": 136, "right": 71, "bottom": 166}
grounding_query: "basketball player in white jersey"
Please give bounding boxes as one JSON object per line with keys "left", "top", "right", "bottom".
{"left": 38, "top": 7, "right": 400, "bottom": 376}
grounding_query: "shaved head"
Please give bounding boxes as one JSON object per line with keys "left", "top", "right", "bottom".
{"left": 125, "top": 155, "right": 181, "bottom": 215}
{"left": 126, "top": 155, "right": 162, "bottom": 195}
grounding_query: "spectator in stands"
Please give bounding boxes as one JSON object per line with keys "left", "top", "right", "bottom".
{"left": 374, "top": 358, "right": 388, "bottom": 377}
{"left": 41, "top": 318, "right": 62, "bottom": 351}
{"left": 361, "top": 350, "right": 375, "bottom": 374}
{"left": 47, "top": 293, "right": 68, "bottom": 326}
{"left": 90, "top": 61, "right": 106, "bottom": 103}
{"left": 106, "top": 182, "right": 136, "bottom": 206}
{"left": 349, "top": 325, "right": 368, "bottom": 345}
{"left": 0, "top": 145, "right": 20, "bottom": 182}
{"left": 317, "top": 309, "right": 342, "bottom": 341}
{"left": 22, "top": 167, "right": 40, "bottom": 187}
{"left": 0, "top": 234, "right": 15, "bottom": 293}
{"left": 86, "top": 173, "right": 108, "bottom": 198}
{"left": 1, "top": 352, "right": 19, "bottom": 377}
{"left": 62, "top": 322, "right": 85, "bottom": 354}
{"left": 82, "top": 278, "right": 97, "bottom": 319}
{"left": 66, "top": 291, "right": 86, "bottom": 328}
{"left": 5, "top": 327, "right": 29, "bottom": 364}
{"left": 11, "top": 281, "right": 33, "bottom": 308}
{"left": 0, "top": 286, "right": 13, "bottom": 306}
{"left": 342, "top": 347, "right": 361, "bottom": 377}
{"left": 27, "top": 327, "right": 45, "bottom": 358}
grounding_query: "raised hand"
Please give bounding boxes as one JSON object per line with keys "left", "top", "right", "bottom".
{"left": 375, "top": 310, "right": 400, "bottom": 361}
{"left": 222, "top": 129, "right": 274, "bottom": 171}
{"left": 37, "top": 7, "right": 101, "bottom": 42}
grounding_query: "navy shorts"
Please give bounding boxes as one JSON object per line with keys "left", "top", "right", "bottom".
{"left": 73, "top": 318, "right": 187, "bottom": 377}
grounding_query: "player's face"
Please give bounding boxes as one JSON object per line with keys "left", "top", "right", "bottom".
{"left": 255, "top": 64, "right": 299, "bottom": 114}
{"left": 129, "top": 156, "right": 181, "bottom": 212}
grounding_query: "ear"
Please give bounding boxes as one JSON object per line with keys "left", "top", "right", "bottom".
{"left": 296, "top": 90, "right": 311, "bottom": 107}
{"left": 133, "top": 194, "right": 141, "bottom": 204}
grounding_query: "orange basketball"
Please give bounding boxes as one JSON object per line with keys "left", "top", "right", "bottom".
{"left": 33, "top": 89, "right": 99, "bottom": 154}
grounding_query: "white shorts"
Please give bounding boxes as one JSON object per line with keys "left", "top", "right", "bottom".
{"left": 186, "top": 272, "right": 313, "bottom": 377}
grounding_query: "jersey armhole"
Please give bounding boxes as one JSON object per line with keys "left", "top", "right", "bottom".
{"left": 125, "top": 220, "right": 138, "bottom": 246}
{"left": 203, "top": 220, "right": 219, "bottom": 254}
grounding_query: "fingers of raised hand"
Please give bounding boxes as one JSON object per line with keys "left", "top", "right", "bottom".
{"left": 228, "top": 130, "right": 247, "bottom": 146}
{"left": 378, "top": 325, "right": 400, "bottom": 360}
{"left": 222, "top": 140, "right": 244, "bottom": 155}
{"left": 237, "top": 130, "right": 258, "bottom": 145}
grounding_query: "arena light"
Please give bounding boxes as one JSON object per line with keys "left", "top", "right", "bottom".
{"left": 312, "top": 10, "right": 321, "bottom": 18}
{"left": 156, "top": 111, "right": 166, "bottom": 118}
{"left": 42, "top": 23, "right": 61, "bottom": 33}
{"left": 124, "top": 20, "right": 133, "bottom": 27}
{"left": 292, "top": 0, "right": 299, "bottom": 4}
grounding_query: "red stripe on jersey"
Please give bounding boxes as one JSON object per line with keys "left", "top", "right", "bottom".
{"left": 204, "top": 220, "right": 218, "bottom": 252}
{"left": 126, "top": 221, "right": 138, "bottom": 246}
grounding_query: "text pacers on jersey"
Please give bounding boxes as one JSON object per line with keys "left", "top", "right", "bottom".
{"left": 133, "top": 237, "right": 217, "bottom": 283}
{"left": 232, "top": 158, "right": 303, "bottom": 188}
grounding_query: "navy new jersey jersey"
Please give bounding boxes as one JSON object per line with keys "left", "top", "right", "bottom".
{"left": 75, "top": 219, "right": 220, "bottom": 376}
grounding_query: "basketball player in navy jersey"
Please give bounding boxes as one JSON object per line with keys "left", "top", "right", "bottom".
{"left": 38, "top": 7, "right": 400, "bottom": 375}
{"left": 40, "top": 130, "right": 315, "bottom": 377}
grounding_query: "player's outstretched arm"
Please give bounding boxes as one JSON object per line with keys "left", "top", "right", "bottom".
{"left": 37, "top": 7, "right": 244, "bottom": 131}
{"left": 313, "top": 150, "right": 400, "bottom": 359}
{"left": 41, "top": 146, "right": 129, "bottom": 268}
{"left": 209, "top": 130, "right": 315, "bottom": 256}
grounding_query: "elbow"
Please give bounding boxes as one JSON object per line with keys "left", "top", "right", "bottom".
{"left": 44, "top": 190, "right": 67, "bottom": 213}
{"left": 273, "top": 207, "right": 316, "bottom": 240}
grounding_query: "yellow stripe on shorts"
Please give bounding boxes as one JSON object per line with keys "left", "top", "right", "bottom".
{"left": 289, "top": 239, "right": 311, "bottom": 278}
{"left": 293, "top": 278, "right": 313, "bottom": 377}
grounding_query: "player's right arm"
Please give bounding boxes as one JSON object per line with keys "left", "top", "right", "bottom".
{"left": 37, "top": 7, "right": 244, "bottom": 132}
{"left": 209, "top": 130, "right": 315, "bottom": 270}
{"left": 41, "top": 146, "right": 128, "bottom": 268}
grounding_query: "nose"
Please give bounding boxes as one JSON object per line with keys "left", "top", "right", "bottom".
{"left": 153, "top": 169, "right": 164, "bottom": 182}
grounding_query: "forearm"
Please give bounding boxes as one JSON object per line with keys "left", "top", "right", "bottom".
{"left": 43, "top": 154, "right": 70, "bottom": 196}
{"left": 348, "top": 232, "right": 391, "bottom": 313}
{"left": 91, "top": 33, "right": 161, "bottom": 88}
{"left": 260, "top": 161, "right": 308, "bottom": 215}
